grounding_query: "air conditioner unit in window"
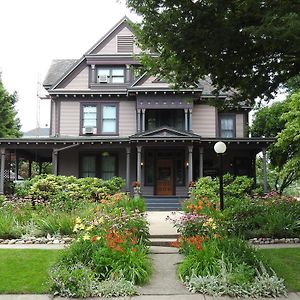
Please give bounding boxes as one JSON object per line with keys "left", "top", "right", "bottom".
{"left": 98, "top": 75, "right": 108, "bottom": 83}
{"left": 84, "top": 127, "right": 95, "bottom": 134}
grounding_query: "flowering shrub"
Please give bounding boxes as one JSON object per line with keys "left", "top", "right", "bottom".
{"left": 49, "top": 192, "right": 151, "bottom": 297}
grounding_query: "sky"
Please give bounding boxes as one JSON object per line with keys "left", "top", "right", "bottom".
{"left": 0, "top": 0, "right": 139, "bottom": 131}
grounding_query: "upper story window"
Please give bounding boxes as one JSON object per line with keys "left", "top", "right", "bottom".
{"left": 81, "top": 103, "right": 118, "bottom": 135}
{"left": 219, "top": 114, "right": 235, "bottom": 138}
{"left": 97, "top": 67, "right": 125, "bottom": 84}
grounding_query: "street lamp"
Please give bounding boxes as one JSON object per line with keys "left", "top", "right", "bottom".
{"left": 214, "top": 141, "right": 227, "bottom": 210}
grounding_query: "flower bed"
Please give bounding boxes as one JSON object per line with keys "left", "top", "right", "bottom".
{"left": 49, "top": 192, "right": 151, "bottom": 298}
{"left": 169, "top": 176, "right": 289, "bottom": 298}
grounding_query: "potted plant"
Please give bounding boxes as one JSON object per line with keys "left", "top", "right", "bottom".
{"left": 132, "top": 181, "right": 141, "bottom": 198}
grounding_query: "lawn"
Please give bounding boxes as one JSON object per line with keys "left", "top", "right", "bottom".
{"left": 0, "top": 249, "right": 61, "bottom": 293}
{"left": 259, "top": 248, "right": 300, "bottom": 292}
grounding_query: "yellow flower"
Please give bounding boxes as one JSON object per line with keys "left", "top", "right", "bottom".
{"left": 75, "top": 217, "right": 82, "bottom": 224}
{"left": 98, "top": 216, "right": 104, "bottom": 224}
{"left": 83, "top": 234, "right": 90, "bottom": 241}
{"left": 86, "top": 225, "right": 94, "bottom": 231}
{"left": 208, "top": 218, "right": 214, "bottom": 223}
{"left": 203, "top": 222, "right": 209, "bottom": 227}
{"left": 211, "top": 224, "right": 217, "bottom": 230}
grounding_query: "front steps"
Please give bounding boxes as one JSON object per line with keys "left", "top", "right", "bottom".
{"left": 150, "top": 235, "right": 179, "bottom": 247}
{"left": 145, "top": 196, "right": 185, "bottom": 211}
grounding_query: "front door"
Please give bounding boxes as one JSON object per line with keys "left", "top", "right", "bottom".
{"left": 156, "top": 159, "right": 173, "bottom": 195}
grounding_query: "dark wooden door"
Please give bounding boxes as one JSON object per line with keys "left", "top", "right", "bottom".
{"left": 156, "top": 159, "right": 173, "bottom": 195}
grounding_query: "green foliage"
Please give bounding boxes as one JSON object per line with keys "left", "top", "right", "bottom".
{"left": 126, "top": 0, "right": 300, "bottom": 105}
{"left": 0, "top": 80, "right": 21, "bottom": 137}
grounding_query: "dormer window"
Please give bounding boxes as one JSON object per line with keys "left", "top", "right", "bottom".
{"left": 97, "top": 67, "right": 125, "bottom": 84}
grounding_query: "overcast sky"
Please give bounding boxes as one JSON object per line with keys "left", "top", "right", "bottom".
{"left": 0, "top": 0, "right": 139, "bottom": 131}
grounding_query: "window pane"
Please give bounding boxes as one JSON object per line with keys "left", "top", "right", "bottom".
{"left": 103, "top": 105, "right": 116, "bottom": 119}
{"left": 111, "top": 76, "right": 125, "bottom": 83}
{"left": 220, "top": 116, "right": 234, "bottom": 138}
{"left": 82, "top": 156, "right": 96, "bottom": 177}
{"left": 97, "top": 69, "right": 110, "bottom": 76}
{"left": 101, "top": 155, "right": 116, "bottom": 180}
{"left": 83, "top": 106, "right": 97, "bottom": 127}
{"left": 112, "top": 69, "right": 124, "bottom": 76}
{"left": 102, "top": 120, "right": 116, "bottom": 133}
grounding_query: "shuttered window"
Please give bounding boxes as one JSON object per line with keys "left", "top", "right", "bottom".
{"left": 117, "top": 35, "right": 134, "bottom": 53}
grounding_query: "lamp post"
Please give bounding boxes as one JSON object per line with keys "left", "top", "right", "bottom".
{"left": 214, "top": 141, "right": 227, "bottom": 210}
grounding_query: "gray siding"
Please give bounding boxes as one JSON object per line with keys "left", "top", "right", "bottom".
{"left": 59, "top": 101, "right": 80, "bottom": 136}
{"left": 192, "top": 104, "right": 216, "bottom": 137}
{"left": 64, "top": 67, "right": 89, "bottom": 90}
{"left": 236, "top": 114, "right": 244, "bottom": 138}
{"left": 50, "top": 101, "right": 55, "bottom": 136}
{"left": 58, "top": 150, "right": 79, "bottom": 177}
{"left": 119, "top": 101, "right": 136, "bottom": 136}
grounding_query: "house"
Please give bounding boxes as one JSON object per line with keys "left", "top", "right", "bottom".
{"left": 0, "top": 17, "right": 273, "bottom": 198}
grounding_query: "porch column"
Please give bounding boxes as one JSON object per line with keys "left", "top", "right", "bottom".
{"left": 189, "top": 109, "right": 193, "bottom": 132}
{"left": 91, "top": 65, "right": 96, "bottom": 83}
{"left": 52, "top": 150, "right": 58, "bottom": 176}
{"left": 126, "top": 146, "right": 131, "bottom": 191}
{"left": 137, "top": 109, "right": 141, "bottom": 132}
{"left": 184, "top": 109, "right": 188, "bottom": 131}
{"left": 0, "top": 148, "right": 5, "bottom": 195}
{"left": 188, "top": 145, "right": 193, "bottom": 183}
{"left": 262, "top": 148, "right": 268, "bottom": 194}
{"left": 199, "top": 146, "right": 204, "bottom": 178}
{"left": 141, "top": 109, "right": 146, "bottom": 132}
{"left": 137, "top": 146, "right": 142, "bottom": 183}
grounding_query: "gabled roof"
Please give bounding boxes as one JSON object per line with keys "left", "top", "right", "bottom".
{"left": 130, "top": 126, "right": 200, "bottom": 139}
{"left": 46, "top": 16, "right": 135, "bottom": 91}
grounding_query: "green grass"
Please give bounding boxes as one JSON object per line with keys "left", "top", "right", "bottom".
{"left": 259, "top": 248, "right": 300, "bottom": 291}
{"left": 0, "top": 249, "right": 61, "bottom": 293}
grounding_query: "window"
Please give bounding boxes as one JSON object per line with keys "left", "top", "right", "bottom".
{"left": 97, "top": 67, "right": 125, "bottom": 84}
{"left": 81, "top": 156, "right": 96, "bottom": 178}
{"left": 101, "top": 153, "right": 117, "bottom": 180}
{"left": 82, "top": 105, "right": 97, "bottom": 134}
{"left": 81, "top": 103, "right": 118, "bottom": 135}
{"left": 220, "top": 115, "right": 235, "bottom": 138}
{"left": 80, "top": 153, "right": 118, "bottom": 179}
{"left": 102, "top": 105, "right": 117, "bottom": 133}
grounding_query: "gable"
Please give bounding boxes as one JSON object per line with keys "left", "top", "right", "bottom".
{"left": 131, "top": 126, "right": 200, "bottom": 138}
{"left": 133, "top": 75, "right": 171, "bottom": 88}
{"left": 89, "top": 19, "right": 142, "bottom": 55}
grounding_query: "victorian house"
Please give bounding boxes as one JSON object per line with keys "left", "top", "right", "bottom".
{"left": 0, "top": 17, "right": 272, "bottom": 207}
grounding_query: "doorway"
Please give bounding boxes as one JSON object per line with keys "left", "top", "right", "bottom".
{"left": 156, "top": 159, "right": 174, "bottom": 195}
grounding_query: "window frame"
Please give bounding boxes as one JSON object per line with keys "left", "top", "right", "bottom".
{"left": 80, "top": 102, "right": 119, "bottom": 136}
{"left": 79, "top": 152, "right": 119, "bottom": 179}
{"left": 96, "top": 66, "right": 126, "bottom": 84}
{"left": 219, "top": 113, "right": 236, "bottom": 138}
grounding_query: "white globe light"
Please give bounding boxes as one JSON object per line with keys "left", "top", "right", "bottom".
{"left": 214, "top": 141, "right": 227, "bottom": 154}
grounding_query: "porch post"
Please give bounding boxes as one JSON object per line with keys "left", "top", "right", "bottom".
{"left": 0, "top": 148, "right": 5, "bottom": 195}
{"left": 91, "top": 65, "right": 96, "bottom": 83}
{"left": 126, "top": 146, "right": 131, "bottom": 191}
{"left": 137, "top": 146, "right": 142, "bottom": 183}
{"left": 184, "top": 109, "right": 188, "bottom": 131}
{"left": 262, "top": 148, "right": 268, "bottom": 194}
{"left": 199, "top": 146, "right": 204, "bottom": 178}
{"left": 28, "top": 160, "right": 32, "bottom": 178}
{"left": 137, "top": 109, "right": 141, "bottom": 132}
{"left": 188, "top": 145, "right": 193, "bottom": 183}
{"left": 189, "top": 109, "right": 193, "bottom": 132}
{"left": 52, "top": 150, "right": 58, "bottom": 176}
{"left": 141, "top": 109, "right": 146, "bottom": 132}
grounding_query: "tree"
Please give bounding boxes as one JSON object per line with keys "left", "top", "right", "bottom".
{"left": 0, "top": 79, "right": 21, "bottom": 137}
{"left": 251, "top": 90, "right": 300, "bottom": 194}
{"left": 126, "top": 0, "right": 300, "bottom": 106}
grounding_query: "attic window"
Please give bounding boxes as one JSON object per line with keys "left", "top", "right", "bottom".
{"left": 117, "top": 35, "right": 134, "bottom": 53}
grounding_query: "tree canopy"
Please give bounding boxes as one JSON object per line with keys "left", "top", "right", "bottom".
{"left": 127, "top": 0, "right": 300, "bottom": 106}
{"left": 251, "top": 90, "right": 300, "bottom": 194}
{"left": 0, "top": 79, "right": 21, "bottom": 138}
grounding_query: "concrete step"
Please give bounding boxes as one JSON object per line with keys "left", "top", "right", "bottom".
{"left": 150, "top": 237, "right": 178, "bottom": 247}
{"left": 146, "top": 207, "right": 182, "bottom": 211}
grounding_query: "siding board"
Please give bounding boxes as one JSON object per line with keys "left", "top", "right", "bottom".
{"left": 192, "top": 104, "right": 216, "bottom": 137}
{"left": 64, "top": 67, "right": 89, "bottom": 90}
{"left": 236, "top": 114, "right": 244, "bottom": 138}
{"left": 119, "top": 101, "right": 136, "bottom": 136}
{"left": 59, "top": 101, "right": 80, "bottom": 136}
